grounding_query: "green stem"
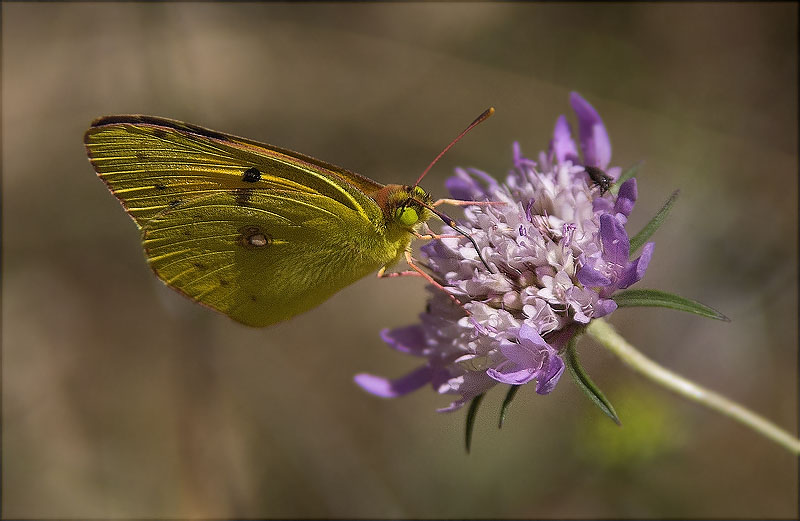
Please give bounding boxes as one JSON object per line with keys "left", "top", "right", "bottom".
{"left": 586, "top": 319, "right": 800, "bottom": 455}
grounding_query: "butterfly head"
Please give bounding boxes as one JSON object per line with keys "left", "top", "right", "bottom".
{"left": 378, "top": 184, "right": 433, "bottom": 230}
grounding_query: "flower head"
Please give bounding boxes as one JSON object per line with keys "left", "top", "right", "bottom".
{"left": 356, "top": 92, "right": 654, "bottom": 411}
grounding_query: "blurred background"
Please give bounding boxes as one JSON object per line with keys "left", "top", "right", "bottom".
{"left": 2, "top": 3, "right": 797, "bottom": 518}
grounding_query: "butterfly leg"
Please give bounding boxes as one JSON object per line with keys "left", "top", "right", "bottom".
{"left": 412, "top": 230, "right": 461, "bottom": 241}
{"left": 377, "top": 252, "right": 469, "bottom": 314}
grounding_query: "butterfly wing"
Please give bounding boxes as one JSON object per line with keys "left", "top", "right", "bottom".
{"left": 142, "top": 191, "right": 390, "bottom": 326}
{"left": 84, "top": 115, "right": 386, "bottom": 227}
{"left": 85, "top": 116, "right": 401, "bottom": 326}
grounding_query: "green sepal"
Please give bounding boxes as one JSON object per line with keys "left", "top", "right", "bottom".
{"left": 465, "top": 393, "right": 485, "bottom": 454}
{"left": 566, "top": 338, "right": 621, "bottom": 425}
{"left": 498, "top": 385, "right": 521, "bottom": 429}
{"left": 612, "top": 288, "right": 730, "bottom": 321}
{"left": 629, "top": 189, "right": 679, "bottom": 254}
{"left": 610, "top": 161, "right": 643, "bottom": 195}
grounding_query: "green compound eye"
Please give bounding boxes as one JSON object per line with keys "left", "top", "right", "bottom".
{"left": 395, "top": 206, "right": 419, "bottom": 227}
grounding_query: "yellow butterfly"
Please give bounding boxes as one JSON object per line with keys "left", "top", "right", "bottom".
{"left": 84, "top": 111, "right": 492, "bottom": 327}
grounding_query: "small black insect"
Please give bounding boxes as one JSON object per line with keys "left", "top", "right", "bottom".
{"left": 584, "top": 165, "right": 613, "bottom": 194}
{"left": 242, "top": 167, "right": 261, "bottom": 183}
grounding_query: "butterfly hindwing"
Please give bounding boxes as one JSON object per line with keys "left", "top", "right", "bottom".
{"left": 143, "top": 191, "right": 386, "bottom": 327}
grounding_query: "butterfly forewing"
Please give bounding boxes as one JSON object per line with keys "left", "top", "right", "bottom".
{"left": 84, "top": 116, "right": 385, "bottom": 227}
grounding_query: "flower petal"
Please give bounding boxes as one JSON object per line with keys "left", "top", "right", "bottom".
{"left": 487, "top": 364, "right": 537, "bottom": 385}
{"left": 436, "top": 372, "right": 496, "bottom": 412}
{"left": 550, "top": 115, "right": 579, "bottom": 164}
{"left": 614, "top": 178, "right": 638, "bottom": 217}
{"left": 636, "top": 242, "right": 655, "bottom": 279}
{"left": 513, "top": 141, "right": 537, "bottom": 170}
{"left": 599, "top": 213, "right": 630, "bottom": 265}
{"left": 517, "top": 323, "right": 550, "bottom": 351}
{"left": 577, "top": 263, "right": 612, "bottom": 288}
{"left": 593, "top": 298, "right": 618, "bottom": 318}
{"left": 593, "top": 197, "right": 614, "bottom": 214}
{"left": 354, "top": 365, "right": 433, "bottom": 398}
{"left": 380, "top": 326, "right": 427, "bottom": 355}
{"left": 534, "top": 353, "right": 565, "bottom": 395}
{"left": 570, "top": 92, "right": 611, "bottom": 169}
{"left": 618, "top": 241, "right": 655, "bottom": 289}
{"left": 445, "top": 167, "right": 498, "bottom": 201}
{"left": 445, "top": 169, "right": 482, "bottom": 201}
{"left": 445, "top": 177, "right": 478, "bottom": 201}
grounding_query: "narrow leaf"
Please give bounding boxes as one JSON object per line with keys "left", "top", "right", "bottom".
{"left": 498, "top": 385, "right": 521, "bottom": 429}
{"left": 613, "top": 288, "right": 730, "bottom": 321}
{"left": 610, "top": 161, "right": 643, "bottom": 195}
{"left": 465, "top": 393, "right": 485, "bottom": 454}
{"left": 566, "top": 340, "right": 621, "bottom": 425}
{"left": 629, "top": 189, "right": 680, "bottom": 254}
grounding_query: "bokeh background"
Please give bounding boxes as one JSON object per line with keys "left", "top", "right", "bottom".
{"left": 2, "top": 3, "right": 797, "bottom": 518}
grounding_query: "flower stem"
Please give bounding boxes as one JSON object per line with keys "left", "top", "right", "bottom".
{"left": 586, "top": 319, "right": 800, "bottom": 455}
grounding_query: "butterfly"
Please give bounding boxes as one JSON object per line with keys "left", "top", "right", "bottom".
{"left": 84, "top": 110, "right": 493, "bottom": 327}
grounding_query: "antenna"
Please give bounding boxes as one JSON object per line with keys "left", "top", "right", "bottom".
{"left": 408, "top": 106, "right": 497, "bottom": 273}
{"left": 413, "top": 107, "right": 495, "bottom": 189}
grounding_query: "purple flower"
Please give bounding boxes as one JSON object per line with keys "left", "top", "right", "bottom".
{"left": 356, "top": 92, "right": 654, "bottom": 411}
{"left": 577, "top": 213, "right": 655, "bottom": 317}
{"left": 486, "top": 324, "right": 565, "bottom": 394}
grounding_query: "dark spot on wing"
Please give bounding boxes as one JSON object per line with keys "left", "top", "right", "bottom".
{"left": 219, "top": 279, "right": 230, "bottom": 287}
{"left": 250, "top": 295, "right": 257, "bottom": 302}
{"left": 242, "top": 167, "right": 261, "bottom": 183}
{"left": 193, "top": 262, "right": 207, "bottom": 270}
{"left": 237, "top": 225, "right": 272, "bottom": 249}
{"left": 154, "top": 183, "right": 167, "bottom": 190}
{"left": 169, "top": 199, "right": 182, "bottom": 208}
